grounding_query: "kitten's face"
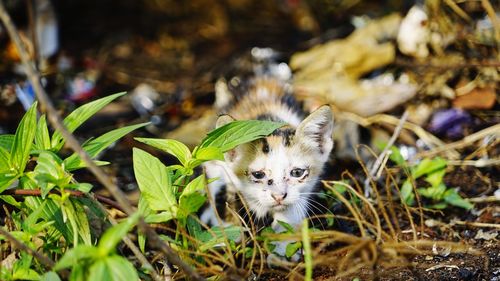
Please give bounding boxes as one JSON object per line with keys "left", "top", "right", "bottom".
{"left": 219, "top": 106, "right": 334, "bottom": 218}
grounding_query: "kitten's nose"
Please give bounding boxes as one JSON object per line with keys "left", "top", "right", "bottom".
{"left": 271, "top": 192, "right": 287, "bottom": 204}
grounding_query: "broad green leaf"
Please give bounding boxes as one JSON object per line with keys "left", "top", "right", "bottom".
{"left": 0, "top": 174, "right": 18, "bottom": 194}
{"left": 60, "top": 198, "right": 92, "bottom": 245}
{"left": 134, "top": 138, "right": 191, "bottom": 166}
{"left": 12, "top": 268, "right": 40, "bottom": 280}
{"left": 0, "top": 146, "right": 11, "bottom": 170}
{"left": 411, "top": 157, "right": 447, "bottom": 179}
{"left": 64, "top": 123, "right": 148, "bottom": 171}
{"left": 425, "top": 169, "right": 446, "bottom": 188}
{"left": 178, "top": 175, "right": 207, "bottom": 222}
{"left": 186, "top": 216, "right": 203, "bottom": 240}
{"left": 277, "top": 220, "right": 295, "bottom": 233}
{"left": 199, "top": 120, "right": 285, "bottom": 152}
{"left": 51, "top": 92, "right": 126, "bottom": 150}
{"left": 98, "top": 212, "right": 140, "bottom": 255}
{"left": 10, "top": 102, "right": 38, "bottom": 173}
{"left": 444, "top": 189, "right": 473, "bottom": 210}
{"left": 54, "top": 245, "right": 99, "bottom": 270}
{"left": 66, "top": 183, "right": 93, "bottom": 193}
{"left": 197, "top": 226, "right": 242, "bottom": 243}
{"left": 40, "top": 272, "right": 61, "bottom": 281}
{"left": 427, "top": 202, "right": 448, "bottom": 209}
{"left": 196, "top": 226, "right": 242, "bottom": 251}
{"left": 400, "top": 180, "right": 415, "bottom": 205}
{"left": 0, "top": 134, "right": 14, "bottom": 151}
{"left": 137, "top": 196, "right": 150, "bottom": 252}
{"left": 88, "top": 256, "right": 138, "bottom": 281}
{"left": 286, "top": 241, "right": 302, "bottom": 258}
{"left": 0, "top": 195, "right": 20, "bottom": 207}
{"left": 193, "top": 146, "right": 224, "bottom": 161}
{"left": 34, "top": 151, "right": 70, "bottom": 196}
{"left": 144, "top": 211, "right": 174, "bottom": 224}
{"left": 133, "top": 148, "right": 176, "bottom": 211}
{"left": 34, "top": 114, "right": 51, "bottom": 150}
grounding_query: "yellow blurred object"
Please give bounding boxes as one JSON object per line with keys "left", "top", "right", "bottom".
{"left": 4, "top": 32, "right": 34, "bottom": 62}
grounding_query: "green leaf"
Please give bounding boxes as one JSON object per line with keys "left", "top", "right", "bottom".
{"left": 178, "top": 175, "right": 207, "bottom": 222}
{"left": 34, "top": 114, "right": 51, "bottom": 150}
{"left": 54, "top": 245, "right": 100, "bottom": 270}
{"left": 199, "top": 120, "right": 285, "bottom": 152}
{"left": 411, "top": 157, "right": 447, "bottom": 179}
{"left": 134, "top": 138, "right": 192, "bottom": 166}
{"left": 144, "top": 211, "right": 174, "bottom": 224}
{"left": 51, "top": 92, "right": 126, "bottom": 150}
{"left": 427, "top": 202, "right": 448, "bottom": 209}
{"left": 88, "top": 255, "right": 138, "bottom": 281}
{"left": 40, "top": 272, "right": 61, "bottom": 281}
{"left": 400, "top": 180, "right": 415, "bottom": 205}
{"left": 98, "top": 212, "right": 140, "bottom": 256}
{"left": 196, "top": 226, "right": 242, "bottom": 251}
{"left": 10, "top": 102, "right": 38, "bottom": 173}
{"left": 444, "top": 189, "right": 473, "bottom": 210}
{"left": 193, "top": 146, "right": 224, "bottom": 162}
{"left": 277, "top": 220, "right": 295, "bottom": 233}
{"left": 425, "top": 169, "right": 446, "bottom": 188}
{"left": 137, "top": 196, "right": 150, "bottom": 253}
{"left": 0, "top": 174, "right": 18, "bottom": 194}
{"left": 34, "top": 151, "right": 70, "bottom": 196}
{"left": 64, "top": 123, "right": 148, "bottom": 171}
{"left": 60, "top": 198, "right": 92, "bottom": 245}
{"left": 0, "top": 134, "right": 14, "bottom": 151}
{"left": 0, "top": 146, "right": 11, "bottom": 170}
{"left": 133, "top": 148, "right": 177, "bottom": 211}
{"left": 286, "top": 241, "right": 302, "bottom": 258}
{"left": 0, "top": 195, "right": 20, "bottom": 207}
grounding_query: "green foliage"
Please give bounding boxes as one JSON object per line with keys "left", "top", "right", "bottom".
{"left": 0, "top": 94, "right": 144, "bottom": 279}
{"left": 54, "top": 213, "right": 140, "bottom": 281}
{"left": 388, "top": 146, "right": 473, "bottom": 210}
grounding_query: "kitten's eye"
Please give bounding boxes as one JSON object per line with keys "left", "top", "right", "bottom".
{"left": 251, "top": 171, "right": 266, "bottom": 179}
{"left": 290, "top": 168, "right": 305, "bottom": 178}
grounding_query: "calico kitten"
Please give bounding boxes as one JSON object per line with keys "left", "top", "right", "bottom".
{"left": 201, "top": 77, "right": 334, "bottom": 261}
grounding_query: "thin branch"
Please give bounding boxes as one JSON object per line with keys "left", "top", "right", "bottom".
{"left": 0, "top": 2, "right": 204, "bottom": 280}
{"left": 2, "top": 189, "right": 126, "bottom": 213}
{"left": 364, "top": 110, "right": 409, "bottom": 197}
{"left": 416, "top": 123, "right": 500, "bottom": 159}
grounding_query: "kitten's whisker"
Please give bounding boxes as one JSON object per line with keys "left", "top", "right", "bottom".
{"left": 302, "top": 199, "right": 327, "bottom": 230}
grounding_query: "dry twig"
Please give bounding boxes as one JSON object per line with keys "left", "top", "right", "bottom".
{"left": 364, "top": 110, "right": 409, "bottom": 197}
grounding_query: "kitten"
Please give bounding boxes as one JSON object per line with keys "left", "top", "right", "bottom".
{"left": 201, "top": 77, "right": 334, "bottom": 261}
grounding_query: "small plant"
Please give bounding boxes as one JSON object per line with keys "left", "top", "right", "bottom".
{"left": 388, "top": 146, "right": 473, "bottom": 210}
{"left": 0, "top": 93, "right": 146, "bottom": 279}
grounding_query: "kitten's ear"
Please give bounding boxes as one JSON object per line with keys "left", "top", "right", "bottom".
{"left": 214, "top": 78, "right": 234, "bottom": 110}
{"left": 216, "top": 114, "right": 235, "bottom": 128}
{"left": 296, "top": 105, "right": 334, "bottom": 160}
